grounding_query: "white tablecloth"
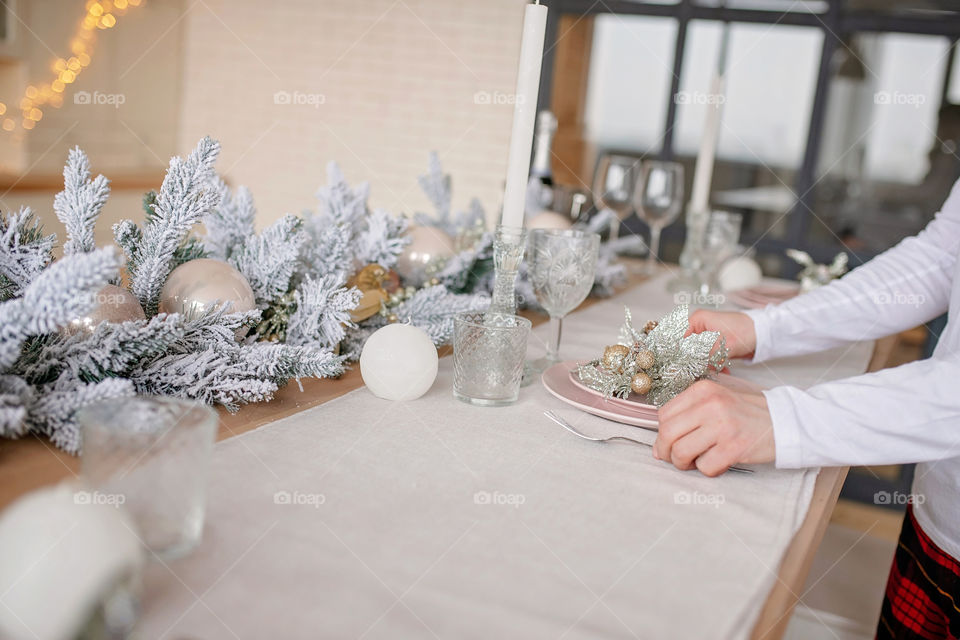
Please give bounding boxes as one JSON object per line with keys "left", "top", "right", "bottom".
{"left": 139, "top": 273, "right": 873, "bottom": 639}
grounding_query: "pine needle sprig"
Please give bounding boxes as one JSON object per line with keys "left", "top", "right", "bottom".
{"left": 53, "top": 146, "right": 110, "bottom": 256}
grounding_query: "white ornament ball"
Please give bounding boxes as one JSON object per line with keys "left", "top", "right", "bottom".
{"left": 718, "top": 256, "right": 763, "bottom": 292}
{"left": 529, "top": 210, "right": 573, "bottom": 230}
{"left": 360, "top": 323, "right": 439, "bottom": 401}
{"left": 395, "top": 226, "right": 455, "bottom": 285}
{"left": 0, "top": 484, "right": 143, "bottom": 640}
{"left": 63, "top": 284, "right": 146, "bottom": 335}
{"left": 158, "top": 258, "right": 256, "bottom": 320}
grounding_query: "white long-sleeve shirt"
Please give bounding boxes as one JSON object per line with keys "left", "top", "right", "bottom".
{"left": 744, "top": 179, "right": 960, "bottom": 561}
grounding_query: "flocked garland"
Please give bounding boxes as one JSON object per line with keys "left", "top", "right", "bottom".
{"left": 0, "top": 137, "right": 632, "bottom": 453}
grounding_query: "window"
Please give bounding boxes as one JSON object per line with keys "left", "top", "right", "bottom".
{"left": 583, "top": 15, "right": 678, "bottom": 153}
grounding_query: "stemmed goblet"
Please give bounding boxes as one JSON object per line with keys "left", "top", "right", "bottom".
{"left": 523, "top": 229, "right": 601, "bottom": 382}
{"left": 634, "top": 160, "right": 684, "bottom": 276}
{"left": 592, "top": 153, "right": 642, "bottom": 242}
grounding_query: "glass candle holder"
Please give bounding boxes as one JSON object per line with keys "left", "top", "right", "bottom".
{"left": 78, "top": 396, "right": 218, "bottom": 561}
{"left": 453, "top": 311, "right": 532, "bottom": 406}
{"left": 490, "top": 225, "right": 528, "bottom": 315}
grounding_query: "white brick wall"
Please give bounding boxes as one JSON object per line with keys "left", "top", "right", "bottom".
{"left": 178, "top": 0, "right": 528, "bottom": 227}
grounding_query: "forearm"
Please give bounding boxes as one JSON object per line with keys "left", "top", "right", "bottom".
{"left": 768, "top": 355, "right": 960, "bottom": 468}
{"left": 746, "top": 184, "right": 960, "bottom": 363}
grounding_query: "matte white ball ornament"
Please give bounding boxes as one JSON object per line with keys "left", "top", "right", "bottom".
{"left": 528, "top": 211, "right": 573, "bottom": 230}
{"left": 0, "top": 484, "right": 143, "bottom": 640}
{"left": 718, "top": 256, "right": 763, "bottom": 292}
{"left": 360, "top": 323, "right": 439, "bottom": 401}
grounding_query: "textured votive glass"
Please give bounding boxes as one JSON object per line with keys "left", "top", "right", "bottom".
{"left": 78, "top": 396, "right": 218, "bottom": 561}
{"left": 453, "top": 312, "right": 532, "bottom": 406}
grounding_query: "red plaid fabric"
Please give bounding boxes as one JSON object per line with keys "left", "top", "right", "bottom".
{"left": 877, "top": 506, "right": 960, "bottom": 640}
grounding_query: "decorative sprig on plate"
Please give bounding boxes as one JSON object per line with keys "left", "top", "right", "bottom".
{"left": 577, "top": 304, "right": 729, "bottom": 406}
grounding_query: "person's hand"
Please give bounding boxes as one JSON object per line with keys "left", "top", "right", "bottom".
{"left": 653, "top": 380, "right": 775, "bottom": 476}
{"left": 687, "top": 309, "right": 757, "bottom": 360}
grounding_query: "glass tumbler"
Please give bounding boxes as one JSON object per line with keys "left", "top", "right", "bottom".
{"left": 78, "top": 396, "right": 218, "bottom": 560}
{"left": 453, "top": 312, "right": 532, "bottom": 406}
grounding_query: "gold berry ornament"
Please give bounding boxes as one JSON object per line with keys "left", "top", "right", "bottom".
{"left": 635, "top": 349, "right": 655, "bottom": 370}
{"left": 630, "top": 372, "right": 652, "bottom": 395}
{"left": 602, "top": 344, "right": 630, "bottom": 370}
{"left": 643, "top": 320, "right": 658, "bottom": 334}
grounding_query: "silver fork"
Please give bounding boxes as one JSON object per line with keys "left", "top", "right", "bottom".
{"left": 544, "top": 410, "right": 754, "bottom": 474}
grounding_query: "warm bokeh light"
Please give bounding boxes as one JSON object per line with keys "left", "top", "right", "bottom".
{"left": 3, "top": 0, "right": 144, "bottom": 132}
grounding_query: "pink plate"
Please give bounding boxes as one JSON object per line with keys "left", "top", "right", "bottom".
{"left": 727, "top": 284, "right": 799, "bottom": 309}
{"left": 542, "top": 361, "right": 658, "bottom": 430}
{"left": 567, "top": 366, "right": 658, "bottom": 414}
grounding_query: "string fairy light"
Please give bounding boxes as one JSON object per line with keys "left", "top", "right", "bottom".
{"left": 0, "top": 0, "right": 143, "bottom": 133}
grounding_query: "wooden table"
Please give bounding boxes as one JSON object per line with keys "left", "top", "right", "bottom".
{"left": 0, "top": 270, "right": 874, "bottom": 639}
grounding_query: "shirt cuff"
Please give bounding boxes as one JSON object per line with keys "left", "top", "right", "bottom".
{"left": 763, "top": 386, "right": 806, "bottom": 469}
{"left": 743, "top": 306, "right": 776, "bottom": 363}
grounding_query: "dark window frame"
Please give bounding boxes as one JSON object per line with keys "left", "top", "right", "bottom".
{"left": 536, "top": 0, "right": 960, "bottom": 272}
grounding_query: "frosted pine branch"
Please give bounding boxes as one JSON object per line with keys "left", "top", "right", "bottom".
{"left": 203, "top": 181, "right": 257, "bottom": 260}
{"left": 229, "top": 214, "right": 306, "bottom": 306}
{"left": 0, "top": 207, "right": 56, "bottom": 300}
{"left": 129, "top": 137, "right": 221, "bottom": 315}
{"left": 0, "top": 247, "right": 120, "bottom": 371}
{"left": 31, "top": 374, "right": 134, "bottom": 454}
{"left": 54, "top": 146, "right": 110, "bottom": 255}
{"left": 417, "top": 151, "right": 451, "bottom": 225}
{"left": 392, "top": 285, "right": 489, "bottom": 344}
{"left": 21, "top": 314, "right": 185, "bottom": 383}
{"left": 355, "top": 209, "right": 409, "bottom": 269}
{"left": 17, "top": 247, "right": 121, "bottom": 336}
{"left": 0, "top": 375, "right": 33, "bottom": 438}
{"left": 286, "top": 275, "right": 361, "bottom": 348}
{"left": 315, "top": 162, "right": 370, "bottom": 229}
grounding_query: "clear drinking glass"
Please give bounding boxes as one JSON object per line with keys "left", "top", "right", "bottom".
{"left": 634, "top": 160, "right": 684, "bottom": 276}
{"left": 78, "top": 396, "right": 218, "bottom": 560}
{"left": 453, "top": 312, "right": 532, "bottom": 406}
{"left": 593, "top": 153, "right": 642, "bottom": 241}
{"left": 699, "top": 210, "right": 743, "bottom": 298}
{"left": 525, "top": 229, "right": 601, "bottom": 377}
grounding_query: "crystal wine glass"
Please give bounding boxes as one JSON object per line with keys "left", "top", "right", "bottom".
{"left": 592, "top": 153, "right": 642, "bottom": 241}
{"left": 634, "top": 160, "right": 684, "bottom": 276}
{"left": 699, "top": 210, "right": 742, "bottom": 301}
{"left": 524, "top": 229, "right": 601, "bottom": 380}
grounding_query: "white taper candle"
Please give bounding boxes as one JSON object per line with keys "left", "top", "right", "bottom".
{"left": 688, "top": 73, "right": 725, "bottom": 216}
{"left": 500, "top": 1, "right": 548, "bottom": 229}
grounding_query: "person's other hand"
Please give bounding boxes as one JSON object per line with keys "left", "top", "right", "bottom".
{"left": 687, "top": 309, "right": 757, "bottom": 360}
{"left": 654, "top": 380, "right": 775, "bottom": 476}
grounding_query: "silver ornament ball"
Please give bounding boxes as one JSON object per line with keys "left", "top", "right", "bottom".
{"left": 63, "top": 284, "right": 146, "bottom": 335}
{"left": 159, "top": 258, "right": 256, "bottom": 320}
{"left": 395, "top": 226, "right": 455, "bottom": 286}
